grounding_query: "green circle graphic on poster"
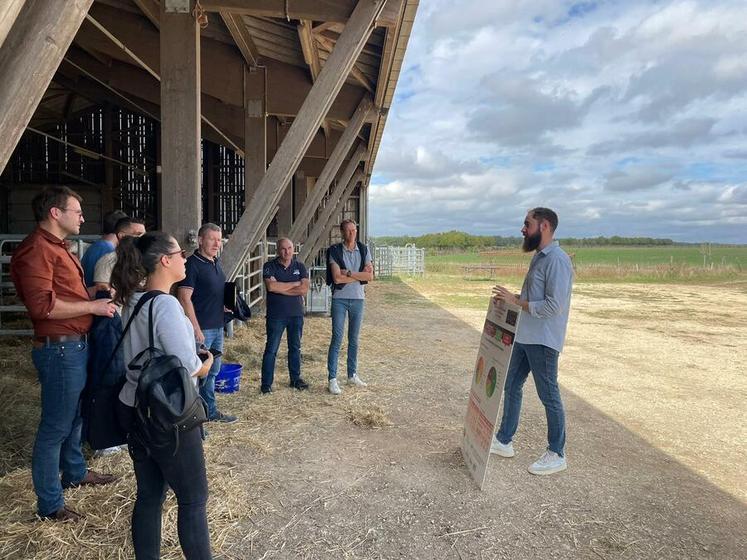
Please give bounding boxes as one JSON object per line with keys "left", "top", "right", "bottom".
{"left": 475, "top": 356, "right": 484, "bottom": 385}
{"left": 486, "top": 366, "right": 497, "bottom": 398}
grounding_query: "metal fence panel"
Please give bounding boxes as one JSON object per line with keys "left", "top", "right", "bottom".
{"left": 373, "top": 244, "right": 425, "bottom": 277}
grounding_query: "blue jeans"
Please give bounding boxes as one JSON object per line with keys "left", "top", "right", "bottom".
{"left": 327, "top": 298, "right": 364, "bottom": 380}
{"left": 31, "top": 341, "right": 89, "bottom": 516}
{"left": 200, "top": 328, "right": 224, "bottom": 419}
{"left": 261, "top": 316, "right": 303, "bottom": 390}
{"left": 496, "top": 342, "right": 566, "bottom": 456}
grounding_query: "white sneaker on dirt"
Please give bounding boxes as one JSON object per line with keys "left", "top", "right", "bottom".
{"left": 328, "top": 379, "right": 342, "bottom": 395}
{"left": 490, "top": 439, "right": 515, "bottom": 458}
{"left": 347, "top": 375, "right": 367, "bottom": 387}
{"left": 528, "top": 450, "right": 567, "bottom": 475}
{"left": 93, "top": 445, "right": 124, "bottom": 458}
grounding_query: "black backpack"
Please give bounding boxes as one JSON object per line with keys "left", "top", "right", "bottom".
{"left": 82, "top": 290, "right": 160, "bottom": 450}
{"left": 129, "top": 292, "right": 208, "bottom": 454}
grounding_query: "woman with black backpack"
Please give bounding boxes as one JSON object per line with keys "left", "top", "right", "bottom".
{"left": 111, "top": 231, "right": 213, "bottom": 559}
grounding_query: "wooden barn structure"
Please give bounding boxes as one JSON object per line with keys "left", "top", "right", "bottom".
{"left": 0, "top": 0, "right": 417, "bottom": 296}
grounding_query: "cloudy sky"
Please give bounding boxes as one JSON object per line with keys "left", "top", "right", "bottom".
{"left": 370, "top": 0, "right": 747, "bottom": 243}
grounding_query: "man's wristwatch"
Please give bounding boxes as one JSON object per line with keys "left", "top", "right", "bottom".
{"left": 346, "top": 269, "right": 352, "bottom": 277}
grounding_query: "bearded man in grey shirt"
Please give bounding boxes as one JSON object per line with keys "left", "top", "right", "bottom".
{"left": 491, "top": 207, "right": 574, "bottom": 476}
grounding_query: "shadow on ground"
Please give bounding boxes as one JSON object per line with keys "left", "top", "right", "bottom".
{"left": 0, "top": 277, "right": 744, "bottom": 559}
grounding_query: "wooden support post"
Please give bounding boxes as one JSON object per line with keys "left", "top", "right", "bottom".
{"left": 221, "top": 0, "right": 385, "bottom": 279}
{"left": 244, "top": 65, "right": 266, "bottom": 208}
{"left": 287, "top": 95, "right": 372, "bottom": 242}
{"left": 159, "top": 0, "right": 201, "bottom": 248}
{"left": 0, "top": 0, "right": 93, "bottom": 174}
{"left": 0, "top": 0, "right": 26, "bottom": 50}
{"left": 300, "top": 170, "right": 364, "bottom": 264}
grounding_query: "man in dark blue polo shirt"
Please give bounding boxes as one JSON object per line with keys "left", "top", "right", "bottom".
{"left": 261, "top": 237, "right": 310, "bottom": 393}
{"left": 177, "top": 223, "right": 237, "bottom": 423}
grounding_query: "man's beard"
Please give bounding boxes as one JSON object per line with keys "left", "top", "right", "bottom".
{"left": 522, "top": 230, "right": 541, "bottom": 252}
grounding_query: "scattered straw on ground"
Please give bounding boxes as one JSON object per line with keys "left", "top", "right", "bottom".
{"left": 0, "top": 310, "right": 395, "bottom": 559}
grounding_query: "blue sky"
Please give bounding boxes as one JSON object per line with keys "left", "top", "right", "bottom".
{"left": 370, "top": 0, "right": 747, "bottom": 243}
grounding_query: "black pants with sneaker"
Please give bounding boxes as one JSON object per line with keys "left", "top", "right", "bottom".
{"left": 117, "top": 402, "right": 212, "bottom": 559}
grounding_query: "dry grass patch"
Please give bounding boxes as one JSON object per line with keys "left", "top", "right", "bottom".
{"left": 346, "top": 403, "right": 393, "bottom": 429}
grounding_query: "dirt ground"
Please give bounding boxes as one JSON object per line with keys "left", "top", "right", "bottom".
{"left": 0, "top": 278, "right": 745, "bottom": 559}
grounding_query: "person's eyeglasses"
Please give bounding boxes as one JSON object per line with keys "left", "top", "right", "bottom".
{"left": 59, "top": 207, "right": 83, "bottom": 216}
{"left": 165, "top": 249, "right": 187, "bottom": 259}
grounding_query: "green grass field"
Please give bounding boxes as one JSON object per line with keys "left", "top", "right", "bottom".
{"left": 423, "top": 245, "right": 747, "bottom": 285}
{"left": 428, "top": 245, "right": 747, "bottom": 266}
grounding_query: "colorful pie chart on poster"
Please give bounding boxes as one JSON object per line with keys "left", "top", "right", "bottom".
{"left": 486, "top": 366, "right": 497, "bottom": 398}
{"left": 475, "top": 356, "right": 484, "bottom": 385}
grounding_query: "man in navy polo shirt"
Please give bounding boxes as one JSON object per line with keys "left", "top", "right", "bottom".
{"left": 260, "top": 238, "right": 310, "bottom": 394}
{"left": 177, "top": 223, "right": 237, "bottom": 423}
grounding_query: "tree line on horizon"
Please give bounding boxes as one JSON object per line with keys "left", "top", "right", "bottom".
{"left": 370, "top": 230, "right": 692, "bottom": 249}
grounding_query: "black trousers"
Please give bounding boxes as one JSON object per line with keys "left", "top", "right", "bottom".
{"left": 118, "top": 402, "right": 212, "bottom": 560}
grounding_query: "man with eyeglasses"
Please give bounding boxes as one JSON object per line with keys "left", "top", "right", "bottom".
{"left": 10, "top": 186, "right": 118, "bottom": 522}
{"left": 177, "top": 223, "right": 237, "bottom": 424}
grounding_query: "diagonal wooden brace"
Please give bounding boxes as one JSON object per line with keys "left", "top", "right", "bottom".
{"left": 288, "top": 95, "right": 372, "bottom": 242}
{"left": 0, "top": 0, "right": 94, "bottom": 174}
{"left": 221, "top": 0, "right": 386, "bottom": 279}
{"left": 300, "top": 169, "right": 365, "bottom": 264}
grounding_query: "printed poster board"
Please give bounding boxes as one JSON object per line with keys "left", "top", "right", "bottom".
{"left": 461, "top": 297, "right": 521, "bottom": 489}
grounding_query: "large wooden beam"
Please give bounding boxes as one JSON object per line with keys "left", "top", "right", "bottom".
{"left": 288, "top": 95, "right": 372, "bottom": 241}
{"left": 75, "top": 5, "right": 367, "bottom": 121}
{"left": 298, "top": 18, "right": 331, "bottom": 145}
{"left": 221, "top": 11, "right": 260, "bottom": 66}
{"left": 244, "top": 65, "right": 266, "bottom": 206}
{"left": 201, "top": 0, "right": 354, "bottom": 22}
{"left": 300, "top": 169, "right": 364, "bottom": 263}
{"left": 297, "top": 20, "right": 321, "bottom": 81}
{"left": 79, "top": 11, "right": 244, "bottom": 155}
{"left": 159, "top": 1, "right": 201, "bottom": 247}
{"left": 221, "top": 0, "right": 385, "bottom": 278}
{"left": 201, "top": 0, "right": 402, "bottom": 27}
{"left": 0, "top": 0, "right": 26, "bottom": 50}
{"left": 0, "top": 0, "right": 93, "bottom": 174}
{"left": 84, "top": 3, "right": 243, "bottom": 107}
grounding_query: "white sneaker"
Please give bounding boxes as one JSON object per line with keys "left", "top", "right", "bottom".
{"left": 347, "top": 375, "right": 367, "bottom": 387}
{"left": 93, "top": 445, "right": 124, "bottom": 458}
{"left": 490, "top": 439, "right": 515, "bottom": 457}
{"left": 328, "top": 379, "right": 342, "bottom": 395}
{"left": 528, "top": 450, "right": 567, "bottom": 475}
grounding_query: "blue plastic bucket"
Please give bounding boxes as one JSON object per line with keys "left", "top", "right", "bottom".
{"left": 215, "top": 363, "right": 242, "bottom": 393}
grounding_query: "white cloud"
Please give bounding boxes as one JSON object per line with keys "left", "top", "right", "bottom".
{"left": 372, "top": 0, "right": 747, "bottom": 243}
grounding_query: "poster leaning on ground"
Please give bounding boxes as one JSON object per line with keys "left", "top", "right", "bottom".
{"left": 461, "top": 297, "right": 521, "bottom": 489}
